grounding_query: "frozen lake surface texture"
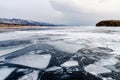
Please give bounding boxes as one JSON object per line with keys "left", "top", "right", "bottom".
{"left": 0, "top": 26, "right": 120, "bottom": 80}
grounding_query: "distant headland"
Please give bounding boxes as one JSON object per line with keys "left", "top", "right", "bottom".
{"left": 0, "top": 18, "right": 62, "bottom": 27}
{"left": 96, "top": 20, "right": 120, "bottom": 27}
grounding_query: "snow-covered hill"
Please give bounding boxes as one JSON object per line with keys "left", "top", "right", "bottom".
{"left": 0, "top": 18, "right": 57, "bottom": 26}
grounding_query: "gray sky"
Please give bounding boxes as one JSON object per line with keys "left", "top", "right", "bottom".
{"left": 0, "top": 0, "right": 120, "bottom": 25}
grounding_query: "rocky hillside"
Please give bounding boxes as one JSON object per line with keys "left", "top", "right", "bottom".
{"left": 96, "top": 20, "right": 120, "bottom": 27}
{"left": 0, "top": 18, "right": 57, "bottom": 26}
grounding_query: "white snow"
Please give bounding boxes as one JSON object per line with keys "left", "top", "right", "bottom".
{"left": 61, "top": 61, "right": 79, "bottom": 67}
{"left": 9, "top": 54, "right": 51, "bottom": 69}
{"left": 0, "top": 67, "right": 15, "bottom": 80}
{"left": 85, "top": 64, "right": 111, "bottom": 75}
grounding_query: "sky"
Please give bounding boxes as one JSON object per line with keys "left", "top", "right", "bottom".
{"left": 0, "top": 0, "right": 120, "bottom": 25}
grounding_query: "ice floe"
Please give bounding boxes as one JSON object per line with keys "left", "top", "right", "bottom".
{"left": 0, "top": 67, "right": 15, "bottom": 80}
{"left": 8, "top": 54, "right": 51, "bottom": 69}
{"left": 85, "top": 64, "right": 111, "bottom": 75}
{"left": 18, "top": 71, "right": 39, "bottom": 80}
{"left": 61, "top": 61, "right": 79, "bottom": 67}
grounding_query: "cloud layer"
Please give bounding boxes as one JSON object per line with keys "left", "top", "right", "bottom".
{"left": 0, "top": 0, "right": 120, "bottom": 25}
{"left": 0, "top": 0, "right": 62, "bottom": 24}
{"left": 50, "top": 0, "right": 120, "bottom": 14}
{"left": 50, "top": 0, "right": 120, "bottom": 25}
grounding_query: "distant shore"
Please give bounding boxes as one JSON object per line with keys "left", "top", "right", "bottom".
{"left": 0, "top": 26, "right": 48, "bottom": 32}
{"left": 0, "top": 26, "right": 46, "bottom": 29}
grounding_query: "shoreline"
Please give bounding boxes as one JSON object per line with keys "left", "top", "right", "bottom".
{"left": 0, "top": 26, "right": 48, "bottom": 32}
{"left": 0, "top": 26, "right": 47, "bottom": 29}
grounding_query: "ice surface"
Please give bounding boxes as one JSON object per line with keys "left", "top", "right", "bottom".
{"left": 61, "top": 61, "right": 79, "bottom": 67}
{"left": 0, "top": 45, "right": 28, "bottom": 57}
{"left": 0, "top": 27, "right": 120, "bottom": 55}
{"left": 47, "top": 41, "right": 86, "bottom": 53}
{"left": 8, "top": 54, "right": 51, "bottom": 69}
{"left": 0, "top": 67, "right": 15, "bottom": 80}
{"left": 18, "top": 71, "right": 39, "bottom": 80}
{"left": 85, "top": 56, "right": 119, "bottom": 76}
{"left": 1, "top": 26, "right": 120, "bottom": 79}
{"left": 85, "top": 64, "right": 111, "bottom": 75}
{"left": 95, "top": 57, "right": 119, "bottom": 66}
{"left": 103, "top": 77, "right": 115, "bottom": 80}
{"left": 46, "top": 66, "right": 62, "bottom": 71}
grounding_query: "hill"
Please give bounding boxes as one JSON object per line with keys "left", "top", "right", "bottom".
{"left": 96, "top": 20, "right": 120, "bottom": 27}
{"left": 0, "top": 18, "right": 58, "bottom": 27}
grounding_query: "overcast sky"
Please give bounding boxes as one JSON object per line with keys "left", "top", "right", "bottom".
{"left": 0, "top": 0, "right": 120, "bottom": 25}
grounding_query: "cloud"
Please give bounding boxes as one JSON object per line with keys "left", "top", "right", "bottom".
{"left": 0, "top": 0, "right": 62, "bottom": 24}
{"left": 50, "top": 0, "right": 120, "bottom": 14}
{"left": 0, "top": 0, "right": 120, "bottom": 25}
{"left": 49, "top": 0, "right": 120, "bottom": 25}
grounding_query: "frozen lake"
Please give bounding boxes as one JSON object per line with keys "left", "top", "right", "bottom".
{"left": 0, "top": 26, "right": 120, "bottom": 80}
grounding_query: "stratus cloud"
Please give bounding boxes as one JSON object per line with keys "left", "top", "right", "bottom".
{"left": 50, "top": 0, "right": 120, "bottom": 14}
{"left": 0, "top": 0, "right": 63, "bottom": 24}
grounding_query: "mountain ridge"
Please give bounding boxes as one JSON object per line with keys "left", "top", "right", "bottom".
{"left": 0, "top": 18, "right": 58, "bottom": 26}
